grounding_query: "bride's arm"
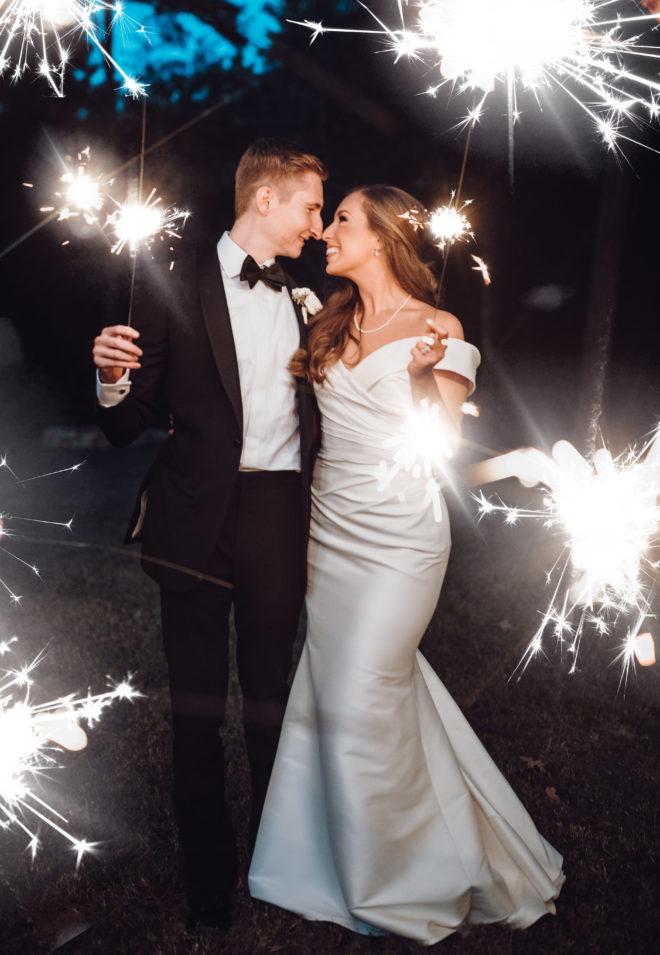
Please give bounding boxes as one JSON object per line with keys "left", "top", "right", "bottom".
{"left": 408, "top": 311, "right": 469, "bottom": 432}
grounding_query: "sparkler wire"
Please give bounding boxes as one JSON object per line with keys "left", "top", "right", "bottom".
{"left": 126, "top": 97, "right": 148, "bottom": 328}
{"left": 436, "top": 95, "right": 477, "bottom": 303}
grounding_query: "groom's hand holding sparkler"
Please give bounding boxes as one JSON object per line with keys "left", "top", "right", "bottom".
{"left": 93, "top": 325, "right": 142, "bottom": 384}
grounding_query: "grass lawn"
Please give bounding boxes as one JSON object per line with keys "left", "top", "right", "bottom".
{"left": 1, "top": 368, "right": 658, "bottom": 954}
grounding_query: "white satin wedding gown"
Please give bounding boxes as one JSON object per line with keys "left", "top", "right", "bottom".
{"left": 249, "top": 338, "right": 564, "bottom": 945}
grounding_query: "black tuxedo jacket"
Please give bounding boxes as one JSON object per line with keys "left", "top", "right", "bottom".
{"left": 97, "top": 241, "right": 319, "bottom": 591}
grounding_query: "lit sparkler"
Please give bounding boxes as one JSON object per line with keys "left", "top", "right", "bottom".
{"left": 0, "top": 0, "right": 148, "bottom": 97}
{"left": 428, "top": 193, "right": 474, "bottom": 249}
{"left": 294, "top": 2, "right": 660, "bottom": 151}
{"left": 34, "top": 147, "right": 111, "bottom": 228}
{"left": 471, "top": 429, "right": 660, "bottom": 677}
{"left": 377, "top": 398, "right": 463, "bottom": 522}
{"left": 399, "top": 196, "right": 487, "bottom": 285}
{"left": 0, "top": 639, "right": 141, "bottom": 864}
{"left": 106, "top": 187, "right": 190, "bottom": 256}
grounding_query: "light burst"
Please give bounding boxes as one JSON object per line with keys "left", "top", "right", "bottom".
{"left": 0, "top": 0, "right": 148, "bottom": 97}
{"left": 0, "top": 639, "right": 141, "bottom": 864}
{"left": 293, "top": 1, "right": 660, "bottom": 151}
{"left": 35, "top": 146, "right": 111, "bottom": 228}
{"left": 376, "top": 398, "right": 463, "bottom": 522}
{"left": 398, "top": 195, "right": 487, "bottom": 282}
{"left": 471, "top": 429, "right": 660, "bottom": 678}
{"left": 106, "top": 187, "right": 191, "bottom": 257}
{"left": 428, "top": 193, "right": 474, "bottom": 249}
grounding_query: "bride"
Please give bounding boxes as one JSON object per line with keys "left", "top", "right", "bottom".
{"left": 248, "top": 184, "right": 564, "bottom": 945}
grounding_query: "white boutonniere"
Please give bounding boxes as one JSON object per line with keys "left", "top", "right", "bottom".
{"left": 291, "top": 287, "right": 323, "bottom": 324}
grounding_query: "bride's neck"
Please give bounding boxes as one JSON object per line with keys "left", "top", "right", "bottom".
{"left": 355, "top": 272, "right": 407, "bottom": 317}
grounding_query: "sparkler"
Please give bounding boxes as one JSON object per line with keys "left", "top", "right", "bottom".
{"left": 398, "top": 194, "right": 474, "bottom": 250}
{"left": 21, "top": 141, "right": 189, "bottom": 259}
{"left": 293, "top": 1, "right": 660, "bottom": 152}
{"left": 377, "top": 398, "right": 475, "bottom": 521}
{"left": 398, "top": 194, "right": 488, "bottom": 290}
{"left": 105, "top": 187, "right": 190, "bottom": 257}
{"left": 31, "top": 147, "right": 111, "bottom": 231}
{"left": 471, "top": 429, "right": 660, "bottom": 678}
{"left": 428, "top": 194, "right": 474, "bottom": 249}
{"left": 0, "top": 0, "right": 148, "bottom": 97}
{"left": 0, "top": 638, "right": 141, "bottom": 865}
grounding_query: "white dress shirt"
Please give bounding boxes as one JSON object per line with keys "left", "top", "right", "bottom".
{"left": 98, "top": 231, "right": 301, "bottom": 471}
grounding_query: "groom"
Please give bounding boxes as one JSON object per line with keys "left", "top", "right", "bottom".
{"left": 92, "top": 139, "right": 326, "bottom": 931}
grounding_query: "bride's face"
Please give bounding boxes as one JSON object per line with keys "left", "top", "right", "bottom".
{"left": 322, "top": 192, "right": 381, "bottom": 278}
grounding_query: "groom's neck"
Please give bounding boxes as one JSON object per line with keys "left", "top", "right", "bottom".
{"left": 229, "top": 216, "right": 277, "bottom": 265}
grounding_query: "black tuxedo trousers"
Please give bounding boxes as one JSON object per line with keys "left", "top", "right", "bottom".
{"left": 161, "top": 469, "right": 305, "bottom": 903}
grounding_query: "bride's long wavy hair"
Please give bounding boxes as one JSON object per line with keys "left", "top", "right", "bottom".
{"left": 289, "top": 185, "right": 438, "bottom": 385}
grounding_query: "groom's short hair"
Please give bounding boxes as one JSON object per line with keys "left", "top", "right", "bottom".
{"left": 235, "top": 139, "right": 327, "bottom": 218}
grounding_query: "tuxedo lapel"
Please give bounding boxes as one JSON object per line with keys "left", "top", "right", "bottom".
{"left": 198, "top": 242, "right": 243, "bottom": 433}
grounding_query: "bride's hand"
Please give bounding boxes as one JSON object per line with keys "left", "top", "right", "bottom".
{"left": 408, "top": 318, "right": 448, "bottom": 377}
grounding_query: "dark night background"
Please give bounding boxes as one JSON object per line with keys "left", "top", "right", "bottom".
{"left": 1, "top": 3, "right": 659, "bottom": 953}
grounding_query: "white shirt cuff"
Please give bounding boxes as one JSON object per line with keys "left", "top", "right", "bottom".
{"left": 97, "top": 369, "right": 132, "bottom": 407}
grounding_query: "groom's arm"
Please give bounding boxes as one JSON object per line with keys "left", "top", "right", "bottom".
{"left": 94, "top": 306, "right": 169, "bottom": 448}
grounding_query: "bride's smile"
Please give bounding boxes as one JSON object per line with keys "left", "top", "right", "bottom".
{"left": 322, "top": 191, "right": 383, "bottom": 278}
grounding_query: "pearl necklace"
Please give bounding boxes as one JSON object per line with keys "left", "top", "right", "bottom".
{"left": 353, "top": 294, "right": 411, "bottom": 335}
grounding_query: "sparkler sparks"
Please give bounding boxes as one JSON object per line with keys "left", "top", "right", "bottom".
{"left": 471, "top": 429, "right": 660, "bottom": 677}
{"left": 106, "top": 187, "right": 190, "bottom": 256}
{"left": 471, "top": 254, "right": 492, "bottom": 285}
{"left": 0, "top": 639, "right": 141, "bottom": 863}
{"left": 377, "top": 398, "right": 461, "bottom": 522}
{"left": 0, "top": 0, "right": 148, "bottom": 97}
{"left": 399, "top": 196, "right": 488, "bottom": 281}
{"left": 1, "top": 456, "right": 80, "bottom": 605}
{"left": 34, "top": 146, "right": 111, "bottom": 228}
{"left": 428, "top": 194, "right": 474, "bottom": 249}
{"left": 293, "top": 2, "right": 660, "bottom": 151}
{"left": 22, "top": 144, "right": 190, "bottom": 261}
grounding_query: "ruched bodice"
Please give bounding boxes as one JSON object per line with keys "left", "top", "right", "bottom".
{"left": 249, "top": 337, "right": 563, "bottom": 945}
{"left": 316, "top": 336, "right": 479, "bottom": 463}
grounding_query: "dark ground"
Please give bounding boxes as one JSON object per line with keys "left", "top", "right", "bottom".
{"left": 0, "top": 358, "right": 658, "bottom": 955}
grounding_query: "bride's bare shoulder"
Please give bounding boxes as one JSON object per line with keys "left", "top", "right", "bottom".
{"left": 433, "top": 309, "right": 464, "bottom": 341}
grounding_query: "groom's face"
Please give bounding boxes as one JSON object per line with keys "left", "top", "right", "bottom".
{"left": 265, "top": 172, "right": 324, "bottom": 258}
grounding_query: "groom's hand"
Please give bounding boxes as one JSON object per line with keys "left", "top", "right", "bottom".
{"left": 93, "top": 325, "right": 142, "bottom": 383}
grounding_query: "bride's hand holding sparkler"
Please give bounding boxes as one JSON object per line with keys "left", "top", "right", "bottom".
{"left": 408, "top": 314, "right": 469, "bottom": 432}
{"left": 408, "top": 317, "right": 449, "bottom": 376}
{"left": 93, "top": 325, "right": 142, "bottom": 384}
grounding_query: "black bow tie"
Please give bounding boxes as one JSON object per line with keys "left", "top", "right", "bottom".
{"left": 239, "top": 255, "right": 287, "bottom": 292}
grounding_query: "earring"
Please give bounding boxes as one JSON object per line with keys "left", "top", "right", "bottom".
{"left": 374, "top": 248, "right": 380, "bottom": 256}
